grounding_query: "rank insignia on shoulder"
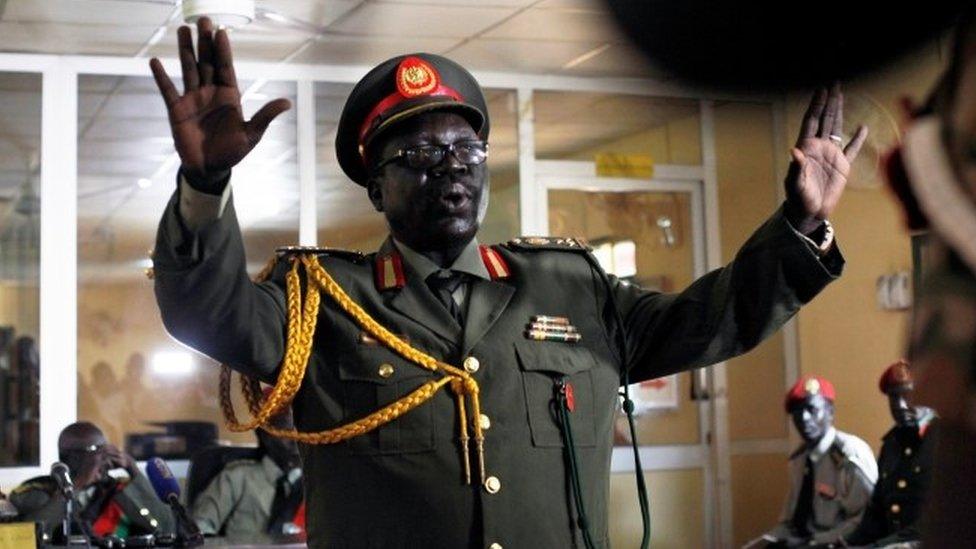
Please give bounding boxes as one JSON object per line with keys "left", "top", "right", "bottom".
{"left": 506, "top": 236, "right": 590, "bottom": 252}
{"left": 276, "top": 246, "right": 366, "bottom": 262}
{"left": 525, "top": 315, "right": 581, "bottom": 343}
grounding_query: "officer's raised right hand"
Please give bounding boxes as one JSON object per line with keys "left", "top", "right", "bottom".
{"left": 149, "top": 17, "right": 291, "bottom": 192}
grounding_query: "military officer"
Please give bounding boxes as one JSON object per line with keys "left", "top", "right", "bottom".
{"left": 765, "top": 376, "right": 877, "bottom": 547}
{"left": 11, "top": 422, "right": 174, "bottom": 541}
{"left": 191, "top": 403, "right": 304, "bottom": 537}
{"left": 148, "top": 16, "right": 866, "bottom": 548}
{"left": 843, "top": 361, "right": 935, "bottom": 547}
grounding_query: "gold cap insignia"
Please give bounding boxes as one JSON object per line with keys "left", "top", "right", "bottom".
{"left": 804, "top": 378, "right": 821, "bottom": 395}
{"left": 396, "top": 57, "right": 440, "bottom": 98}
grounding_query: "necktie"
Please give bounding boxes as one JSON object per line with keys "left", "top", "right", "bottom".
{"left": 791, "top": 456, "right": 815, "bottom": 537}
{"left": 426, "top": 270, "right": 465, "bottom": 325}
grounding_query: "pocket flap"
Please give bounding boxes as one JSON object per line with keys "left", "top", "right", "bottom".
{"left": 336, "top": 348, "right": 435, "bottom": 385}
{"left": 514, "top": 340, "right": 596, "bottom": 376}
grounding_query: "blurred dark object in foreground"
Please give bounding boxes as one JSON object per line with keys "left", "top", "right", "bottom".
{"left": 126, "top": 421, "right": 217, "bottom": 460}
{"left": 604, "top": 0, "right": 966, "bottom": 91}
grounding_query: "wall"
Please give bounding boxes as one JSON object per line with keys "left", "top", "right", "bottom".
{"left": 794, "top": 46, "right": 947, "bottom": 452}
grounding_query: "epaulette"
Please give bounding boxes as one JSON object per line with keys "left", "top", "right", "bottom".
{"left": 275, "top": 246, "right": 366, "bottom": 263}
{"left": 504, "top": 236, "right": 591, "bottom": 252}
{"left": 10, "top": 476, "right": 55, "bottom": 496}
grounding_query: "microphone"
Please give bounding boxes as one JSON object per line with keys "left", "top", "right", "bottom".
{"left": 51, "top": 462, "right": 74, "bottom": 497}
{"left": 145, "top": 457, "right": 203, "bottom": 547}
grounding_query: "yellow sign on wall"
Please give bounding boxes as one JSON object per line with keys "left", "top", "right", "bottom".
{"left": 0, "top": 523, "right": 36, "bottom": 549}
{"left": 594, "top": 153, "right": 655, "bottom": 179}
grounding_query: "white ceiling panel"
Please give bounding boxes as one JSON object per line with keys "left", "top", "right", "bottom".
{"left": 449, "top": 38, "right": 597, "bottom": 73}
{"left": 291, "top": 35, "right": 457, "bottom": 66}
{"left": 328, "top": 3, "right": 517, "bottom": 38}
{"left": 2, "top": 0, "right": 175, "bottom": 26}
{"left": 534, "top": 0, "right": 605, "bottom": 10}
{"left": 482, "top": 8, "right": 624, "bottom": 43}
{"left": 375, "top": 0, "right": 536, "bottom": 6}
{"left": 260, "top": 0, "right": 362, "bottom": 28}
{"left": 0, "top": 22, "right": 158, "bottom": 56}
{"left": 563, "top": 43, "right": 660, "bottom": 79}
{"left": 145, "top": 26, "right": 311, "bottom": 62}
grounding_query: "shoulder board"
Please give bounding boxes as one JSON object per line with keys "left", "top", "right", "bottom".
{"left": 275, "top": 246, "right": 366, "bottom": 262}
{"left": 505, "top": 236, "right": 591, "bottom": 252}
{"left": 11, "top": 475, "right": 56, "bottom": 496}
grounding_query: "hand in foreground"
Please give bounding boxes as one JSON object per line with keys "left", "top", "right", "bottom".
{"left": 149, "top": 17, "right": 291, "bottom": 191}
{"left": 785, "top": 83, "right": 869, "bottom": 234}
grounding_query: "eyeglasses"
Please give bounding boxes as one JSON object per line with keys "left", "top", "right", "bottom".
{"left": 373, "top": 140, "right": 489, "bottom": 173}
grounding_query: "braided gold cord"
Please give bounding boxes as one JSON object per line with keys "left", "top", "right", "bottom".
{"left": 217, "top": 253, "right": 487, "bottom": 482}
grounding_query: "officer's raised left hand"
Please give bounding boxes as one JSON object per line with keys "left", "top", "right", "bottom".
{"left": 784, "top": 83, "right": 869, "bottom": 234}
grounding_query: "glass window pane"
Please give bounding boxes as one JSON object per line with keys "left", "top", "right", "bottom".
{"left": 315, "top": 84, "right": 519, "bottom": 250}
{"left": 534, "top": 91, "right": 701, "bottom": 165}
{"left": 0, "top": 72, "right": 41, "bottom": 466}
{"left": 77, "top": 75, "right": 299, "bottom": 455}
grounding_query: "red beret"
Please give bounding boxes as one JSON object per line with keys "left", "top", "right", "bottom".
{"left": 879, "top": 359, "right": 913, "bottom": 394}
{"left": 785, "top": 376, "right": 836, "bottom": 411}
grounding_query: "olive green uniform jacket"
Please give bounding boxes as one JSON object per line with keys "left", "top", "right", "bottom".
{"left": 10, "top": 472, "right": 174, "bottom": 539}
{"left": 191, "top": 454, "right": 302, "bottom": 537}
{"left": 153, "top": 186, "right": 843, "bottom": 549}
{"left": 766, "top": 428, "right": 878, "bottom": 546}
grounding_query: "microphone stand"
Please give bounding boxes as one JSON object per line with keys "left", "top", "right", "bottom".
{"left": 166, "top": 494, "right": 203, "bottom": 547}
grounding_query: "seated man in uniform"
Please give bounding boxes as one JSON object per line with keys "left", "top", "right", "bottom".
{"left": 148, "top": 16, "right": 866, "bottom": 548}
{"left": 845, "top": 361, "right": 936, "bottom": 547}
{"left": 191, "top": 406, "right": 304, "bottom": 537}
{"left": 765, "top": 376, "right": 877, "bottom": 547}
{"left": 11, "top": 422, "right": 174, "bottom": 541}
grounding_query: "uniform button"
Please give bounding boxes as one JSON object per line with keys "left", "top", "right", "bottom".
{"left": 149, "top": 519, "right": 158, "bottom": 528}
{"left": 479, "top": 414, "right": 491, "bottom": 430}
{"left": 890, "top": 504, "right": 901, "bottom": 514}
{"left": 914, "top": 466, "right": 921, "bottom": 473}
{"left": 904, "top": 447, "right": 912, "bottom": 456}
{"left": 139, "top": 508, "right": 149, "bottom": 516}
{"left": 484, "top": 475, "right": 501, "bottom": 494}
{"left": 464, "top": 356, "right": 481, "bottom": 373}
{"left": 897, "top": 479, "right": 907, "bottom": 489}
{"left": 489, "top": 544, "right": 503, "bottom": 549}
{"left": 378, "top": 363, "right": 395, "bottom": 378}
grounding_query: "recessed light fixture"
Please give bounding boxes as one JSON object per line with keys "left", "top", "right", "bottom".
{"left": 182, "top": 0, "right": 255, "bottom": 29}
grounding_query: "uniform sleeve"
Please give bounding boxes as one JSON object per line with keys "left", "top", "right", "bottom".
{"left": 612, "top": 205, "right": 843, "bottom": 381}
{"left": 190, "top": 468, "right": 245, "bottom": 536}
{"left": 812, "top": 461, "right": 876, "bottom": 544}
{"left": 120, "top": 473, "right": 176, "bottom": 535}
{"left": 153, "top": 181, "right": 288, "bottom": 382}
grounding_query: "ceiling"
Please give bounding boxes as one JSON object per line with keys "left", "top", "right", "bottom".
{"left": 0, "top": 0, "right": 711, "bottom": 281}
{"left": 0, "top": 0, "right": 659, "bottom": 78}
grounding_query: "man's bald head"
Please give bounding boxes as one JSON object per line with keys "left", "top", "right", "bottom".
{"left": 58, "top": 421, "right": 106, "bottom": 457}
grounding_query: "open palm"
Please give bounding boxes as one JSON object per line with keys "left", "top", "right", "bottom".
{"left": 785, "top": 85, "right": 869, "bottom": 233}
{"left": 149, "top": 18, "right": 290, "bottom": 187}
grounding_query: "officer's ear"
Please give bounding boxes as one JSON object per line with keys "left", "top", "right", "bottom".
{"left": 367, "top": 177, "right": 384, "bottom": 212}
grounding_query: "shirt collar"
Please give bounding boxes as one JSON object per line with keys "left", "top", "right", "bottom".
{"left": 392, "top": 237, "right": 490, "bottom": 281}
{"left": 809, "top": 426, "right": 837, "bottom": 462}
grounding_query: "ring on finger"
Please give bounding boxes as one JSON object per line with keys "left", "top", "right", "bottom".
{"left": 828, "top": 134, "right": 844, "bottom": 145}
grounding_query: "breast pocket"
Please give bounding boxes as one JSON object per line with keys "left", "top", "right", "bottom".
{"left": 515, "top": 340, "right": 597, "bottom": 448}
{"left": 337, "top": 348, "right": 437, "bottom": 455}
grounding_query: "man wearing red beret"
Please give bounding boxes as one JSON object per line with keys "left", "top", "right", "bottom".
{"left": 844, "top": 361, "right": 936, "bottom": 547}
{"left": 764, "top": 376, "right": 877, "bottom": 547}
